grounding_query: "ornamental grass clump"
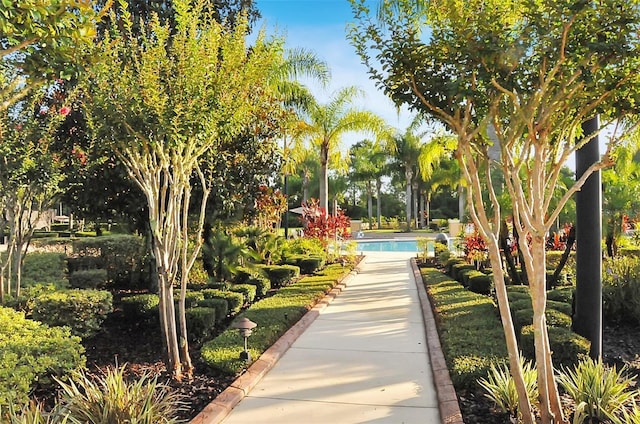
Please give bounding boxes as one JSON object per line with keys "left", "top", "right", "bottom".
{"left": 557, "top": 358, "right": 638, "bottom": 424}
{"left": 55, "top": 365, "right": 185, "bottom": 424}
{"left": 478, "top": 357, "right": 538, "bottom": 420}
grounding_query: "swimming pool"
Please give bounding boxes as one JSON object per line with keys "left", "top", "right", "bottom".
{"left": 355, "top": 240, "right": 421, "bottom": 252}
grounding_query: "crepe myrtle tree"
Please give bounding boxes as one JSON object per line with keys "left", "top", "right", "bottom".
{"left": 350, "top": 1, "right": 640, "bottom": 423}
{"left": 84, "top": 0, "right": 287, "bottom": 380}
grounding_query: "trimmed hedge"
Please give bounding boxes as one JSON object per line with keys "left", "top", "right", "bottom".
{"left": 520, "top": 325, "right": 590, "bottom": 369}
{"left": 468, "top": 272, "right": 493, "bottom": 294}
{"left": 71, "top": 235, "right": 147, "bottom": 287}
{"left": 201, "top": 289, "right": 244, "bottom": 314}
{"left": 246, "top": 275, "right": 270, "bottom": 297}
{"left": 513, "top": 308, "right": 572, "bottom": 334}
{"left": 21, "top": 253, "right": 68, "bottom": 288}
{"left": 420, "top": 268, "right": 507, "bottom": 390}
{"left": 547, "top": 287, "right": 574, "bottom": 304}
{"left": 121, "top": 293, "right": 159, "bottom": 320}
{"left": 185, "top": 307, "right": 216, "bottom": 341}
{"left": 200, "top": 267, "right": 351, "bottom": 375}
{"left": 68, "top": 268, "right": 108, "bottom": 289}
{"left": 32, "top": 290, "right": 113, "bottom": 338}
{"left": 258, "top": 264, "right": 300, "bottom": 288}
{"left": 198, "top": 298, "right": 229, "bottom": 322}
{"left": 0, "top": 307, "right": 85, "bottom": 409}
{"left": 229, "top": 284, "right": 257, "bottom": 304}
{"left": 451, "top": 263, "right": 476, "bottom": 281}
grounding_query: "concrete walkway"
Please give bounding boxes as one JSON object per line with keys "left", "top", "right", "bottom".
{"left": 219, "top": 252, "right": 441, "bottom": 424}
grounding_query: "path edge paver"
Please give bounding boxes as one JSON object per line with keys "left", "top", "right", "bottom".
{"left": 189, "top": 259, "right": 365, "bottom": 424}
{"left": 410, "top": 258, "right": 464, "bottom": 424}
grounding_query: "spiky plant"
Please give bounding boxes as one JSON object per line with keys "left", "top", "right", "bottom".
{"left": 478, "top": 357, "right": 538, "bottom": 419}
{"left": 55, "top": 365, "right": 185, "bottom": 424}
{"left": 557, "top": 358, "right": 638, "bottom": 423}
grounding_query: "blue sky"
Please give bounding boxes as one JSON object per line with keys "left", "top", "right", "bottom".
{"left": 254, "top": 0, "right": 413, "bottom": 136}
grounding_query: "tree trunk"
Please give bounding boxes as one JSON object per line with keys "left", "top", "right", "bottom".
{"left": 376, "top": 178, "right": 382, "bottom": 229}
{"left": 458, "top": 185, "right": 465, "bottom": 221}
{"left": 487, "top": 241, "right": 535, "bottom": 424}
{"left": 405, "top": 166, "right": 413, "bottom": 231}
{"left": 366, "top": 181, "right": 373, "bottom": 227}
{"left": 419, "top": 192, "right": 425, "bottom": 229}
{"left": 319, "top": 142, "right": 329, "bottom": 213}
{"left": 528, "top": 236, "right": 566, "bottom": 423}
{"left": 412, "top": 184, "right": 419, "bottom": 229}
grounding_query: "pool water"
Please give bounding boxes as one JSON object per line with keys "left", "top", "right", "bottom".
{"left": 356, "top": 240, "right": 421, "bottom": 252}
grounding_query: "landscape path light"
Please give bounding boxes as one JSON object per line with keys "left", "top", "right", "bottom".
{"left": 231, "top": 317, "right": 257, "bottom": 362}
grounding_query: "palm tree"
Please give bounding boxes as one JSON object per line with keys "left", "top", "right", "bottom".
{"left": 349, "top": 139, "right": 387, "bottom": 227}
{"left": 297, "top": 86, "right": 389, "bottom": 213}
{"left": 418, "top": 134, "right": 458, "bottom": 226}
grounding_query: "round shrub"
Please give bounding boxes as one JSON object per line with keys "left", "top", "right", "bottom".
{"left": 547, "top": 299, "right": 572, "bottom": 316}
{"left": 120, "top": 293, "right": 159, "bottom": 320}
{"left": 201, "top": 289, "right": 244, "bottom": 314}
{"left": 513, "top": 308, "right": 572, "bottom": 335}
{"left": 444, "top": 258, "right": 466, "bottom": 276}
{"left": 547, "top": 287, "right": 574, "bottom": 304}
{"left": 259, "top": 264, "right": 300, "bottom": 288}
{"left": 0, "top": 307, "right": 85, "bottom": 409}
{"left": 520, "top": 325, "right": 590, "bottom": 369}
{"left": 246, "top": 275, "right": 271, "bottom": 297}
{"left": 32, "top": 290, "right": 113, "bottom": 339}
{"left": 185, "top": 307, "right": 216, "bottom": 340}
{"left": 452, "top": 263, "right": 475, "bottom": 281}
{"left": 229, "top": 284, "right": 257, "bottom": 304}
{"left": 298, "top": 256, "right": 326, "bottom": 274}
{"left": 468, "top": 273, "right": 493, "bottom": 295}
{"left": 174, "top": 291, "right": 205, "bottom": 308}
{"left": 461, "top": 269, "right": 484, "bottom": 287}
{"left": 198, "top": 298, "right": 229, "bottom": 322}
{"left": 69, "top": 269, "right": 108, "bottom": 289}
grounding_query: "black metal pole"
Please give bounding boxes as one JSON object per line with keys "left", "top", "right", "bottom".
{"left": 573, "top": 115, "right": 602, "bottom": 359}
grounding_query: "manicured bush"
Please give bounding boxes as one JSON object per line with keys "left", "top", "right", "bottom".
{"left": 72, "top": 235, "right": 147, "bottom": 287}
{"left": 201, "top": 289, "right": 244, "bottom": 314}
{"left": 175, "top": 291, "right": 205, "bottom": 308}
{"left": 297, "top": 256, "right": 326, "bottom": 274}
{"left": 258, "top": 264, "right": 300, "bottom": 288}
{"left": 461, "top": 269, "right": 483, "bottom": 287}
{"left": 513, "top": 308, "right": 572, "bottom": 334}
{"left": 451, "top": 263, "right": 475, "bottom": 282}
{"left": 420, "top": 268, "right": 507, "bottom": 390}
{"left": 120, "top": 293, "right": 159, "bottom": 320}
{"left": 69, "top": 268, "right": 108, "bottom": 289}
{"left": 547, "top": 299, "right": 572, "bottom": 316}
{"left": 506, "top": 286, "right": 531, "bottom": 303}
{"left": 31, "top": 231, "right": 59, "bottom": 238}
{"left": 67, "top": 256, "right": 105, "bottom": 273}
{"left": 520, "top": 325, "right": 590, "bottom": 369}
{"left": 246, "top": 275, "right": 271, "bottom": 297}
{"left": 32, "top": 290, "right": 113, "bottom": 338}
{"left": 229, "top": 284, "right": 257, "bottom": 304}
{"left": 207, "top": 280, "right": 231, "bottom": 290}
{"left": 198, "top": 298, "right": 229, "bottom": 322}
{"left": 185, "top": 307, "right": 216, "bottom": 340}
{"left": 0, "top": 307, "right": 85, "bottom": 409}
{"left": 444, "top": 258, "right": 466, "bottom": 276}
{"left": 547, "top": 287, "right": 574, "bottom": 304}
{"left": 21, "top": 253, "right": 67, "bottom": 287}
{"left": 468, "top": 273, "right": 493, "bottom": 295}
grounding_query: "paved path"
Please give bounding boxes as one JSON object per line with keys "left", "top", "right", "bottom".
{"left": 220, "top": 252, "right": 440, "bottom": 424}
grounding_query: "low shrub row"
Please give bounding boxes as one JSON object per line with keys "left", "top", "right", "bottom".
{"left": 200, "top": 265, "right": 353, "bottom": 375}
{"left": 420, "top": 267, "right": 508, "bottom": 390}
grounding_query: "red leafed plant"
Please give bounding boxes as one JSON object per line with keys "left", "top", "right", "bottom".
{"left": 301, "top": 198, "right": 351, "bottom": 242}
{"left": 254, "top": 184, "right": 288, "bottom": 231}
{"left": 464, "top": 230, "right": 488, "bottom": 266}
